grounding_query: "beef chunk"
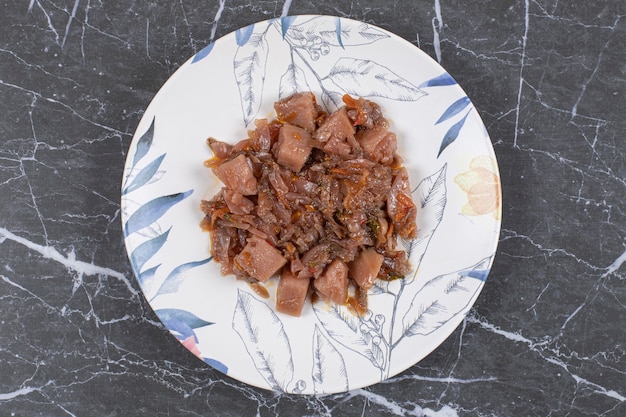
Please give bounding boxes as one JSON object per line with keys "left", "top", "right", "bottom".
{"left": 274, "top": 92, "right": 319, "bottom": 132}
{"left": 387, "top": 167, "right": 417, "bottom": 239}
{"left": 214, "top": 154, "right": 257, "bottom": 196}
{"left": 234, "top": 236, "right": 287, "bottom": 282}
{"left": 274, "top": 123, "right": 313, "bottom": 172}
{"left": 314, "top": 107, "right": 355, "bottom": 143}
{"left": 350, "top": 248, "right": 384, "bottom": 290}
{"left": 356, "top": 125, "right": 397, "bottom": 166}
{"left": 313, "top": 259, "right": 349, "bottom": 305}
{"left": 276, "top": 269, "right": 310, "bottom": 316}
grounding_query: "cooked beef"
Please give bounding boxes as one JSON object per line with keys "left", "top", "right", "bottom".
{"left": 234, "top": 235, "right": 287, "bottom": 282}
{"left": 298, "top": 243, "right": 331, "bottom": 279}
{"left": 378, "top": 250, "right": 412, "bottom": 280}
{"left": 276, "top": 269, "right": 310, "bottom": 316}
{"left": 387, "top": 167, "right": 418, "bottom": 239}
{"left": 349, "top": 248, "right": 384, "bottom": 290}
{"left": 249, "top": 118, "right": 281, "bottom": 153}
{"left": 201, "top": 92, "right": 417, "bottom": 316}
{"left": 222, "top": 188, "right": 255, "bottom": 215}
{"left": 274, "top": 92, "right": 319, "bottom": 132}
{"left": 356, "top": 124, "right": 397, "bottom": 166}
{"left": 214, "top": 154, "right": 257, "bottom": 196}
{"left": 343, "top": 94, "right": 388, "bottom": 129}
{"left": 313, "top": 259, "right": 349, "bottom": 305}
{"left": 207, "top": 137, "right": 233, "bottom": 159}
{"left": 314, "top": 107, "right": 356, "bottom": 143}
{"left": 274, "top": 123, "right": 313, "bottom": 172}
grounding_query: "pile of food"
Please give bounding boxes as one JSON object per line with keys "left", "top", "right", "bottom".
{"left": 200, "top": 92, "right": 417, "bottom": 316}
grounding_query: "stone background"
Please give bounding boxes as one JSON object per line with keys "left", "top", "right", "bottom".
{"left": 1, "top": 1, "right": 624, "bottom": 416}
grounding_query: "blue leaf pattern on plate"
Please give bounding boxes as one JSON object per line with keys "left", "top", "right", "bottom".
{"left": 156, "top": 309, "right": 226, "bottom": 374}
{"left": 280, "top": 16, "right": 296, "bottom": 39}
{"left": 435, "top": 96, "right": 471, "bottom": 125}
{"left": 334, "top": 17, "right": 344, "bottom": 48}
{"left": 418, "top": 72, "right": 457, "bottom": 88}
{"left": 400, "top": 257, "right": 492, "bottom": 338}
{"left": 234, "top": 32, "right": 270, "bottom": 125}
{"left": 157, "top": 308, "right": 213, "bottom": 344}
{"left": 130, "top": 117, "right": 155, "bottom": 170}
{"left": 399, "top": 164, "right": 447, "bottom": 279}
{"left": 157, "top": 308, "right": 214, "bottom": 331}
{"left": 124, "top": 190, "right": 193, "bottom": 236}
{"left": 137, "top": 264, "right": 161, "bottom": 295}
{"left": 437, "top": 110, "right": 470, "bottom": 157}
{"left": 236, "top": 24, "right": 255, "bottom": 46}
{"left": 232, "top": 16, "right": 410, "bottom": 123}
{"left": 121, "top": 84, "right": 226, "bottom": 381}
{"left": 204, "top": 357, "right": 228, "bottom": 374}
{"left": 130, "top": 228, "right": 170, "bottom": 273}
{"left": 313, "top": 303, "right": 389, "bottom": 376}
{"left": 279, "top": 63, "right": 312, "bottom": 99}
{"left": 232, "top": 290, "right": 295, "bottom": 392}
{"left": 312, "top": 324, "right": 349, "bottom": 394}
{"left": 165, "top": 318, "right": 197, "bottom": 341}
{"left": 153, "top": 258, "right": 212, "bottom": 299}
{"left": 283, "top": 16, "right": 388, "bottom": 47}
{"left": 191, "top": 42, "right": 215, "bottom": 63}
{"left": 324, "top": 58, "right": 425, "bottom": 100}
{"left": 122, "top": 153, "right": 166, "bottom": 195}
{"left": 464, "top": 268, "right": 490, "bottom": 282}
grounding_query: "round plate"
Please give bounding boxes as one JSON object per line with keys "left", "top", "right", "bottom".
{"left": 121, "top": 15, "right": 501, "bottom": 394}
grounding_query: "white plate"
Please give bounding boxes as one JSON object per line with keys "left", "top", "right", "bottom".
{"left": 121, "top": 15, "right": 501, "bottom": 395}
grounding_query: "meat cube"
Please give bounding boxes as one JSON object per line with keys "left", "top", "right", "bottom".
{"left": 214, "top": 154, "right": 258, "bottom": 195}
{"left": 207, "top": 137, "right": 233, "bottom": 159}
{"left": 250, "top": 118, "right": 272, "bottom": 152}
{"left": 276, "top": 269, "right": 310, "bottom": 316}
{"left": 298, "top": 243, "right": 331, "bottom": 279}
{"left": 323, "top": 135, "right": 352, "bottom": 157}
{"left": 356, "top": 125, "right": 397, "bottom": 166}
{"left": 314, "top": 107, "right": 355, "bottom": 143}
{"left": 313, "top": 259, "right": 349, "bottom": 305}
{"left": 343, "top": 94, "right": 388, "bottom": 128}
{"left": 274, "top": 92, "right": 319, "bottom": 132}
{"left": 275, "top": 123, "right": 313, "bottom": 172}
{"left": 234, "top": 235, "right": 287, "bottom": 282}
{"left": 349, "top": 248, "right": 384, "bottom": 290}
{"left": 222, "top": 188, "right": 255, "bottom": 215}
{"left": 378, "top": 250, "right": 411, "bottom": 280}
{"left": 387, "top": 167, "right": 417, "bottom": 239}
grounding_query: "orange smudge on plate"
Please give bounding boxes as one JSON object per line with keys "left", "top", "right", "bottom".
{"left": 454, "top": 156, "right": 501, "bottom": 220}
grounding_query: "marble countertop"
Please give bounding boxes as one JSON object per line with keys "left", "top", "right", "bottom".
{"left": 1, "top": 1, "right": 624, "bottom": 416}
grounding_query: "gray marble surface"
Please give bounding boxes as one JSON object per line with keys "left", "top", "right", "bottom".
{"left": 1, "top": 1, "right": 624, "bottom": 416}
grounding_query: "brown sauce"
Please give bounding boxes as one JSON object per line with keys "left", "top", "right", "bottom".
{"left": 248, "top": 281, "right": 270, "bottom": 299}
